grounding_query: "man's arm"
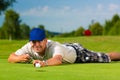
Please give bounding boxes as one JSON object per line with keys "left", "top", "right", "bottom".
{"left": 33, "top": 55, "right": 62, "bottom": 67}
{"left": 8, "top": 53, "right": 30, "bottom": 63}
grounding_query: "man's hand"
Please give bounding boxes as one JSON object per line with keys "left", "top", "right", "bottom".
{"left": 8, "top": 53, "right": 31, "bottom": 63}
{"left": 19, "top": 54, "right": 31, "bottom": 62}
{"left": 33, "top": 60, "right": 45, "bottom": 67}
{"left": 33, "top": 55, "right": 62, "bottom": 67}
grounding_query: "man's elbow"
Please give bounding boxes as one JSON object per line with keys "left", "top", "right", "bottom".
{"left": 7, "top": 53, "right": 17, "bottom": 63}
{"left": 8, "top": 57, "right": 12, "bottom": 63}
{"left": 8, "top": 56, "right": 15, "bottom": 63}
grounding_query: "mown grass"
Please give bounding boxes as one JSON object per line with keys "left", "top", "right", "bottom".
{"left": 0, "top": 36, "right": 120, "bottom": 80}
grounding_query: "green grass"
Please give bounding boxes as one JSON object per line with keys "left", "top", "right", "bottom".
{"left": 1, "top": 36, "right": 120, "bottom": 80}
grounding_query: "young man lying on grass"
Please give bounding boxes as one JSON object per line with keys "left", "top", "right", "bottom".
{"left": 8, "top": 28, "right": 120, "bottom": 67}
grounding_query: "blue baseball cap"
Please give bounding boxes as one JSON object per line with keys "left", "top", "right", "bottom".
{"left": 30, "top": 28, "right": 46, "bottom": 41}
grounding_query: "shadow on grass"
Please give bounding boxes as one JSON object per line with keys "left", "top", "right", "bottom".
{"left": 35, "top": 69, "right": 47, "bottom": 72}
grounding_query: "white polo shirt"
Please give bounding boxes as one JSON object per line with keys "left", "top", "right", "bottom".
{"left": 15, "top": 40, "right": 77, "bottom": 63}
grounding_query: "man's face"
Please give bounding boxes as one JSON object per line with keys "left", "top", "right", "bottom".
{"left": 30, "top": 39, "right": 47, "bottom": 54}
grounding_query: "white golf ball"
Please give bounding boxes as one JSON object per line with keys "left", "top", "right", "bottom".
{"left": 35, "top": 63, "right": 41, "bottom": 68}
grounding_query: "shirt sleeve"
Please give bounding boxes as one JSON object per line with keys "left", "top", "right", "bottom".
{"left": 15, "top": 43, "right": 31, "bottom": 55}
{"left": 53, "top": 45, "right": 65, "bottom": 57}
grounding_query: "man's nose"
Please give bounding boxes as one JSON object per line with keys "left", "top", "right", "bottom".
{"left": 34, "top": 42, "right": 41, "bottom": 46}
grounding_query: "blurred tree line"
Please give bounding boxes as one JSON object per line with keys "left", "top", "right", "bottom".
{"left": 1, "top": 9, "right": 120, "bottom": 40}
{"left": 60, "top": 14, "right": 120, "bottom": 37}
{"left": 0, "top": 0, "right": 54, "bottom": 40}
{"left": 0, "top": 9, "right": 54, "bottom": 40}
{"left": 1, "top": 0, "right": 120, "bottom": 40}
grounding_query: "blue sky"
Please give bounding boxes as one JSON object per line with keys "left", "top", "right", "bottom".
{"left": 0, "top": 0, "right": 120, "bottom": 32}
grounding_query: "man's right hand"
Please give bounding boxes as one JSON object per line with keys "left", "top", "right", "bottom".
{"left": 8, "top": 53, "right": 31, "bottom": 63}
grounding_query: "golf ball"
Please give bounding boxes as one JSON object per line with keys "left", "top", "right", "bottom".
{"left": 35, "top": 63, "right": 41, "bottom": 68}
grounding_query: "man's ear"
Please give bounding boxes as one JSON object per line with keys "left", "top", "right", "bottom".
{"left": 44, "top": 38, "right": 48, "bottom": 42}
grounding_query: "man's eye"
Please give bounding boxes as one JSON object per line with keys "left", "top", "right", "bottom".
{"left": 32, "top": 41, "right": 36, "bottom": 43}
{"left": 32, "top": 40, "right": 41, "bottom": 43}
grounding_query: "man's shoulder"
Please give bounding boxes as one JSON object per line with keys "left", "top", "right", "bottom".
{"left": 47, "top": 39, "right": 56, "bottom": 44}
{"left": 21, "top": 42, "right": 32, "bottom": 49}
{"left": 47, "top": 40, "right": 54, "bottom": 47}
{"left": 47, "top": 39, "right": 62, "bottom": 46}
{"left": 46, "top": 40, "right": 61, "bottom": 49}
